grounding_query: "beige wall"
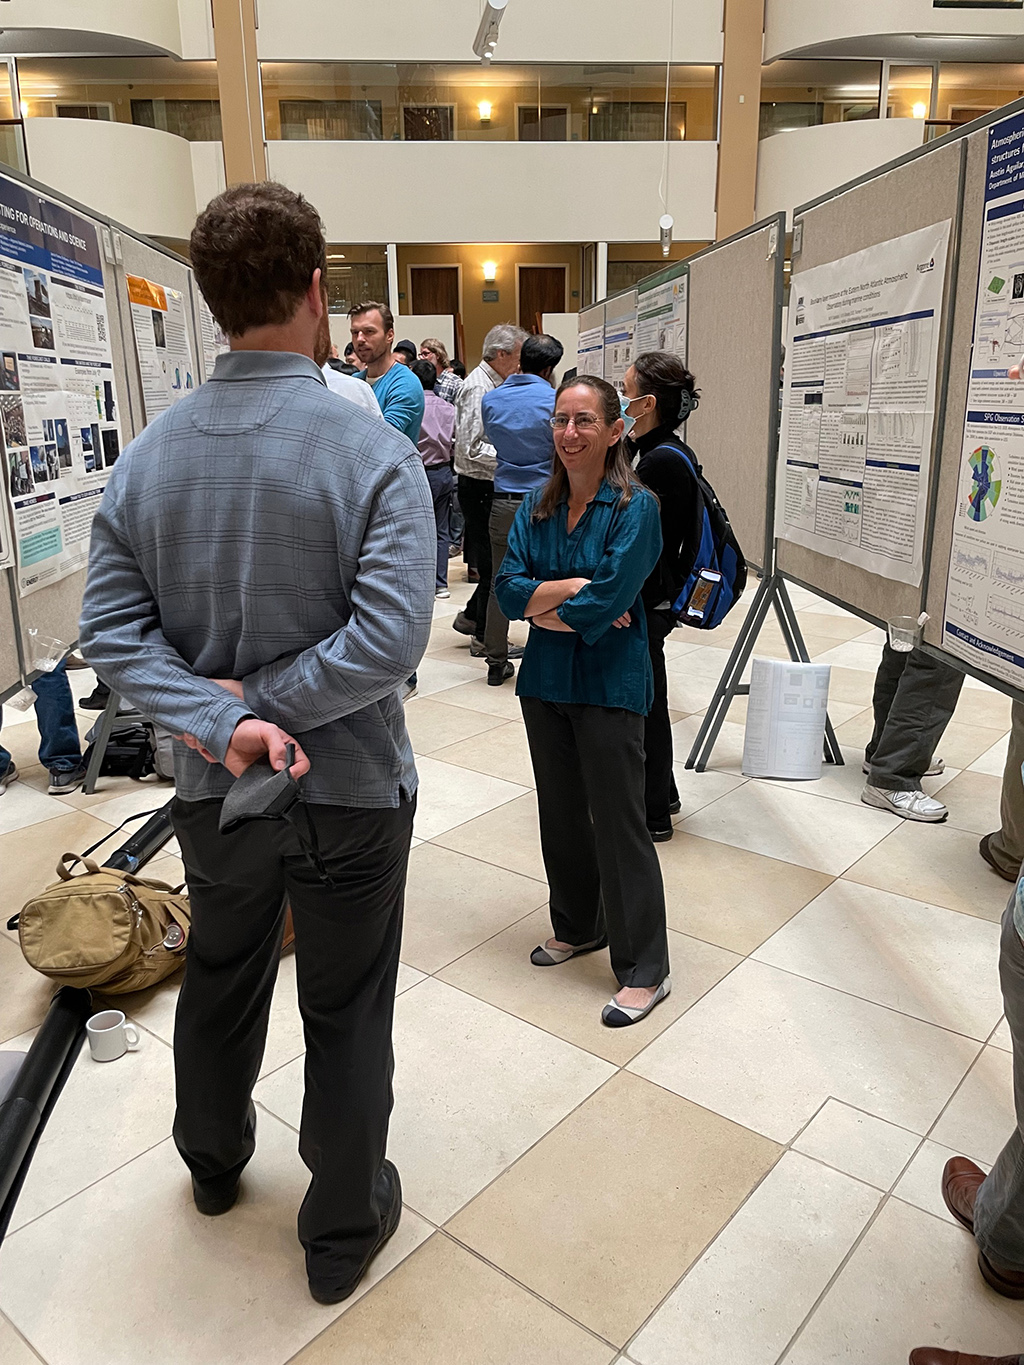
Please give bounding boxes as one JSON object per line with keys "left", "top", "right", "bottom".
{"left": 24, "top": 117, "right": 202, "bottom": 239}
{"left": 0, "top": 0, "right": 214, "bottom": 59}
{"left": 255, "top": 0, "right": 724, "bottom": 64}
{"left": 717, "top": 0, "right": 764, "bottom": 240}
{"left": 754, "top": 117, "right": 925, "bottom": 220}
{"left": 765, "top": 0, "right": 1024, "bottom": 63}
{"left": 396, "top": 243, "right": 582, "bottom": 368}
{"left": 267, "top": 140, "right": 719, "bottom": 246}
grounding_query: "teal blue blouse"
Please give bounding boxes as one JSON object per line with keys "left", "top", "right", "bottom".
{"left": 495, "top": 480, "right": 662, "bottom": 715}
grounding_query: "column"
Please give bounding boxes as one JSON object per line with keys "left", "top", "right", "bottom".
{"left": 596, "top": 242, "right": 608, "bottom": 302}
{"left": 211, "top": 0, "right": 266, "bottom": 185}
{"left": 387, "top": 244, "right": 400, "bottom": 314}
{"left": 716, "top": 0, "right": 764, "bottom": 240}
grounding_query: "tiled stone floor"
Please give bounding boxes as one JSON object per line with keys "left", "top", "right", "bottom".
{"left": 0, "top": 576, "right": 1020, "bottom": 1365}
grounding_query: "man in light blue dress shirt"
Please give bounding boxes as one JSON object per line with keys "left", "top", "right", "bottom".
{"left": 479, "top": 333, "right": 563, "bottom": 685}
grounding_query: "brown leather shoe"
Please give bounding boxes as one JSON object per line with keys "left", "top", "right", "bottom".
{"left": 978, "top": 1249, "right": 1024, "bottom": 1300}
{"left": 910, "top": 1351, "right": 1024, "bottom": 1364}
{"left": 942, "top": 1156, "right": 986, "bottom": 1233}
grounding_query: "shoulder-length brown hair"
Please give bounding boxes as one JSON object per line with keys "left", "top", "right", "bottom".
{"left": 533, "top": 374, "right": 645, "bottom": 520}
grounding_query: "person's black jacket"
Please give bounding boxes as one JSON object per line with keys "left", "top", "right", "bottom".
{"left": 629, "top": 423, "right": 703, "bottom": 613}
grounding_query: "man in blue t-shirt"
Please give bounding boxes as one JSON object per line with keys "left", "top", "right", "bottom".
{"left": 349, "top": 301, "right": 425, "bottom": 443}
{"left": 479, "top": 333, "right": 563, "bottom": 685}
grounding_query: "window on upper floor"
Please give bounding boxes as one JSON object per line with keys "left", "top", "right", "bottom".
{"left": 759, "top": 61, "right": 883, "bottom": 137}
{"left": 260, "top": 63, "right": 718, "bottom": 142}
{"left": 16, "top": 57, "right": 220, "bottom": 142}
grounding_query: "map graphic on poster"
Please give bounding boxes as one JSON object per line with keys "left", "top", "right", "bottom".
{"left": 944, "top": 109, "right": 1024, "bottom": 689}
{"left": 197, "top": 293, "right": 229, "bottom": 379}
{"left": 126, "top": 274, "right": 196, "bottom": 422}
{"left": 0, "top": 176, "right": 122, "bottom": 596}
{"left": 635, "top": 270, "right": 688, "bottom": 361}
{"left": 966, "top": 445, "right": 1001, "bottom": 521}
{"left": 776, "top": 220, "right": 950, "bottom": 585}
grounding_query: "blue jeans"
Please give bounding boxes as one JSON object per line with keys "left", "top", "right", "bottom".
{"left": 0, "top": 661, "right": 83, "bottom": 775}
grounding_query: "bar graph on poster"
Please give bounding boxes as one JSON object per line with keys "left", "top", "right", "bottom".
{"left": 0, "top": 177, "right": 122, "bottom": 596}
{"left": 777, "top": 220, "right": 950, "bottom": 585}
{"left": 944, "top": 108, "right": 1024, "bottom": 690}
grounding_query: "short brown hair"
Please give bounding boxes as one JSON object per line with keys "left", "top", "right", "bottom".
{"left": 349, "top": 300, "right": 394, "bottom": 332}
{"left": 190, "top": 182, "right": 326, "bottom": 337}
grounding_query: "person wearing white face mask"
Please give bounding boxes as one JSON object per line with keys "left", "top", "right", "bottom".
{"left": 621, "top": 352, "right": 702, "bottom": 842}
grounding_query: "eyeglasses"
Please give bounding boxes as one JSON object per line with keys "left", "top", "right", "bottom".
{"left": 549, "top": 414, "right": 601, "bottom": 431}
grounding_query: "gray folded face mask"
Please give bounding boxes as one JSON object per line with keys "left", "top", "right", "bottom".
{"left": 218, "top": 745, "right": 336, "bottom": 886}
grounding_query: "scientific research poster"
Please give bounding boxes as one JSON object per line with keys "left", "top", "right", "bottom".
{"left": 777, "top": 221, "right": 950, "bottom": 585}
{"left": 604, "top": 310, "right": 636, "bottom": 392}
{"left": 197, "top": 294, "right": 229, "bottom": 378}
{"left": 635, "top": 270, "right": 688, "bottom": 361}
{"left": 944, "top": 110, "right": 1024, "bottom": 690}
{"left": 576, "top": 324, "right": 604, "bottom": 377}
{"left": 0, "top": 176, "right": 122, "bottom": 596}
{"left": 127, "top": 274, "right": 196, "bottom": 422}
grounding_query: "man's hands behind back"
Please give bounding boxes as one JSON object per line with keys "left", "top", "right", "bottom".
{"left": 183, "top": 718, "right": 311, "bottom": 780}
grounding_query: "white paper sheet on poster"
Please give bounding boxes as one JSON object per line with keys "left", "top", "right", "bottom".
{"left": 0, "top": 177, "right": 123, "bottom": 596}
{"left": 576, "top": 325, "right": 604, "bottom": 377}
{"left": 126, "top": 274, "right": 196, "bottom": 422}
{"left": 777, "top": 221, "right": 951, "bottom": 585}
{"left": 197, "top": 293, "right": 229, "bottom": 379}
{"left": 604, "top": 315, "right": 636, "bottom": 392}
{"left": 943, "top": 109, "right": 1024, "bottom": 691}
{"left": 742, "top": 658, "right": 832, "bottom": 780}
{"left": 635, "top": 271, "right": 688, "bottom": 361}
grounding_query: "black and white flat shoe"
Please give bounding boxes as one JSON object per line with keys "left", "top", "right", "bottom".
{"left": 601, "top": 978, "right": 672, "bottom": 1028}
{"left": 530, "top": 936, "right": 608, "bottom": 967}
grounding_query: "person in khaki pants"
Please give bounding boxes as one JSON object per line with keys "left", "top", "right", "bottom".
{"left": 981, "top": 701, "right": 1024, "bottom": 883}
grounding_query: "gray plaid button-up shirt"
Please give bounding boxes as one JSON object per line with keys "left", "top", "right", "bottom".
{"left": 80, "top": 350, "right": 435, "bottom": 807}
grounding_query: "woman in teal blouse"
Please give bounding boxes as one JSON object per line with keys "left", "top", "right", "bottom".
{"left": 495, "top": 374, "right": 671, "bottom": 1028}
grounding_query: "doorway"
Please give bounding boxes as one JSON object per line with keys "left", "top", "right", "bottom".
{"left": 409, "top": 265, "right": 460, "bottom": 317}
{"left": 517, "top": 265, "right": 567, "bottom": 333}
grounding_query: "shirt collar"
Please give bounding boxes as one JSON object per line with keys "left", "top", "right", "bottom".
{"left": 503, "top": 372, "right": 549, "bottom": 388}
{"left": 210, "top": 350, "right": 327, "bottom": 385}
{"left": 480, "top": 360, "right": 501, "bottom": 386}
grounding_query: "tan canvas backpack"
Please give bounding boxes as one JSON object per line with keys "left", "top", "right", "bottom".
{"left": 14, "top": 854, "right": 190, "bottom": 994}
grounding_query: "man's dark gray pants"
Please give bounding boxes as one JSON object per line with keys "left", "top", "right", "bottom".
{"left": 975, "top": 895, "right": 1024, "bottom": 1273}
{"left": 484, "top": 496, "right": 521, "bottom": 667}
{"left": 170, "top": 794, "right": 414, "bottom": 1291}
{"left": 864, "top": 642, "right": 964, "bottom": 792}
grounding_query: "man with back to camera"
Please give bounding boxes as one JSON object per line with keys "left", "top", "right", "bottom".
{"left": 78, "top": 182, "right": 435, "bottom": 1305}
{"left": 450, "top": 323, "right": 527, "bottom": 654}
{"left": 349, "top": 300, "right": 424, "bottom": 443}
{"left": 479, "top": 332, "right": 563, "bottom": 686}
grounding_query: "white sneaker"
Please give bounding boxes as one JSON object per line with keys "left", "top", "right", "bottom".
{"left": 435, "top": 588, "right": 451, "bottom": 599}
{"left": 862, "top": 757, "right": 944, "bottom": 778}
{"left": 861, "top": 784, "right": 948, "bottom": 822}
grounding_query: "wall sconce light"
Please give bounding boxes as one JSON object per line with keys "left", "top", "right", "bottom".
{"left": 482, "top": 260, "right": 497, "bottom": 282}
{"left": 912, "top": 102, "right": 927, "bottom": 120}
{"left": 478, "top": 101, "right": 492, "bottom": 123}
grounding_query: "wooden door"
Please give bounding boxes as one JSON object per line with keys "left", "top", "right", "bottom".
{"left": 518, "top": 266, "right": 566, "bottom": 333}
{"left": 410, "top": 266, "right": 459, "bottom": 316}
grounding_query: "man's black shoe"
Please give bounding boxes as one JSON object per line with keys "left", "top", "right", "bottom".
{"left": 80, "top": 683, "right": 111, "bottom": 710}
{"left": 452, "top": 611, "right": 477, "bottom": 637}
{"left": 309, "top": 1160, "right": 403, "bottom": 1305}
{"left": 487, "top": 661, "right": 515, "bottom": 687}
{"left": 192, "top": 1173, "right": 240, "bottom": 1216}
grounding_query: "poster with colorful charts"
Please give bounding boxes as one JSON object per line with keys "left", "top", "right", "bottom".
{"left": 944, "top": 108, "right": 1024, "bottom": 691}
{"left": 0, "top": 174, "right": 123, "bottom": 597}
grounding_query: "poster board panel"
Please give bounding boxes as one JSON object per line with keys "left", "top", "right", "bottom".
{"left": 685, "top": 222, "right": 779, "bottom": 573}
{"left": 777, "top": 140, "right": 965, "bottom": 624}
{"left": 603, "top": 288, "right": 637, "bottom": 392}
{"left": 0, "top": 569, "right": 20, "bottom": 697}
{"left": 924, "top": 130, "right": 988, "bottom": 655}
{"left": 577, "top": 302, "right": 604, "bottom": 377}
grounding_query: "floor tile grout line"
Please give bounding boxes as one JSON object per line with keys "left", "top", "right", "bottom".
{"left": 0, "top": 1307, "right": 48, "bottom": 1365}
{"left": 0, "top": 1131, "right": 177, "bottom": 1243}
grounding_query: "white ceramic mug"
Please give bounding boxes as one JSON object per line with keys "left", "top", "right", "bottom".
{"left": 86, "top": 1010, "right": 140, "bottom": 1063}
